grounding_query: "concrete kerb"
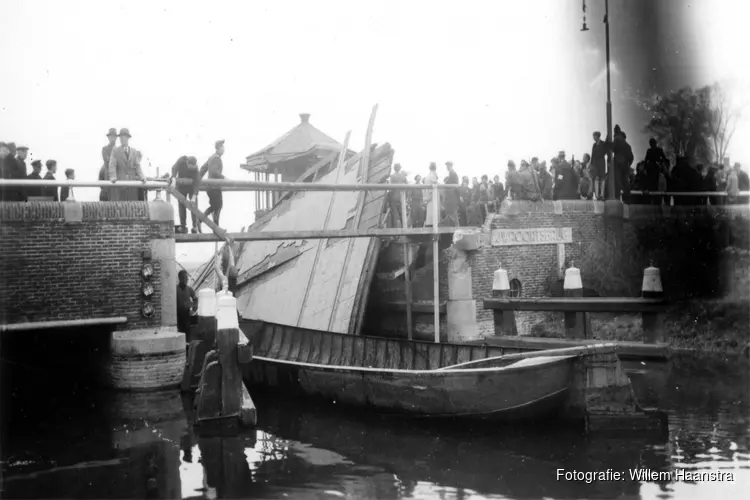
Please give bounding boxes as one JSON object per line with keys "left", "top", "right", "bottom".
{"left": 111, "top": 327, "right": 185, "bottom": 356}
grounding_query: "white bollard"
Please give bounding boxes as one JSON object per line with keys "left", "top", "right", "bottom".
{"left": 216, "top": 293, "right": 246, "bottom": 345}
{"left": 492, "top": 268, "right": 510, "bottom": 297}
{"left": 641, "top": 264, "right": 664, "bottom": 299}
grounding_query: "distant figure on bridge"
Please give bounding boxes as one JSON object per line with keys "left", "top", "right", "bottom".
{"left": 43, "top": 160, "right": 59, "bottom": 201}
{"left": 736, "top": 163, "right": 749, "bottom": 205}
{"left": 176, "top": 270, "right": 197, "bottom": 337}
{"left": 98, "top": 128, "right": 118, "bottom": 201}
{"left": 0, "top": 142, "right": 27, "bottom": 201}
{"left": 172, "top": 155, "right": 201, "bottom": 233}
{"left": 611, "top": 125, "right": 634, "bottom": 202}
{"left": 200, "top": 140, "right": 226, "bottom": 228}
{"left": 443, "top": 161, "right": 460, "bottom": 226}
{"left": 552, "top": 151, "right": 579, "bottom": 201}
{"left": 388, "top": 163, "right": 407, "bottom": 227}
{"left": 423, "top": 162, "right": 440, "bottom": 227}
{"left": 590, "top": 131, "right": 608, "bottom": 200}
{"left": 108, "top": 128, "right": 146, "bottom": 202}
{"left": 60, "top": 169, "right": 76, "bottom": 202}
{"left": 26, "top": 160, "right": 43, "bottom": 198}
{"left": 410, "top": 174, "right": 425, "bottom": 227}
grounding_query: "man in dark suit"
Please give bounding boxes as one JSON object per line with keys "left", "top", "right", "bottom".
{"left": 108, "top": 128, "right": 146, "bottom": 201}
{"left": 26, "top": 160, "right": 44, "bottom": 198}
{"left": 43, "top": 160, "right": 59, "bottom": 201}
{"left": 552, "top": 151, "right": 580, "bottom": 200}
{"left": 443, "top": 161, "right": 460, "bottom": 226}
{"left": 590, "top": 131, "right": 608, "bottom": 200}
{"left": 172, "top": 155, "right": 201, "bottom": 233}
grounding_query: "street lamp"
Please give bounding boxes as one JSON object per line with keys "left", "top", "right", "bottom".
{"left": 582, "top": 0, "right": 616, "bottom": 202}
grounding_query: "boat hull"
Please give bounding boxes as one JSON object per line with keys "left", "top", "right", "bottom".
{"left": 239, "top": 320, "right": 578, "bottom": 419}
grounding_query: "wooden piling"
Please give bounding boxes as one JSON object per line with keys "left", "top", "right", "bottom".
{"left": 181, "top": 289, "right": 218, "bottom": 392}
{"left": 491, "top": 268, "right": 518, "bottom": 336}
{"left": 432, "top": 183, "right": 440, "bottom": 343}
{"left": 563, "top": 266, "right": 591, "bottom": 339}
{"left": 641, "top": 264, "right": 664, "bottom": 344}
{"left": 401, "top": 189, "right": 413, "bottom": 340}
{"left": 193, "top": 294, "right": 257, "bottom": 430}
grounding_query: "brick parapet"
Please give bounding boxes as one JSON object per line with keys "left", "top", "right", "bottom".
{"left": 0, "top": 202, "right": 175, "bottom": 329}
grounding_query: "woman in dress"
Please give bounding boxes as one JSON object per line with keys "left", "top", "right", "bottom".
{"left": 423, "top": 162, "right": 440, "bottom": 228}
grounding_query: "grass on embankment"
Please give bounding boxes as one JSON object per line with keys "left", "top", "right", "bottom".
{"left": 529, "top": 299, "right": 750, "bottom": 354}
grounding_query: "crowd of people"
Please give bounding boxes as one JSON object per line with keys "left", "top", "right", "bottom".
{"left": 3, "top": 123, "right": 748, "bottom": 232}
{"left": 0, "top": 128, "right": 229, "bottom": 233}
{"left": 387, "top": 125, "right": 749, "bottom": 228}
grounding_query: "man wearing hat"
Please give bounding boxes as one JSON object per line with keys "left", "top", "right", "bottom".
{"left": 108, "top": 128, "right": 146, "bottom": 202}
{"left": 25, "top": 160, "right": 44, "bottom": 198}
{"left": 0, "top": 143, "right": 27, "bottom": 201}
{"left": 552, "top": 151, "right": 579, "bottom": 201}
{"left": 98, "top": 128, "right": 118, "bottom": 201}
{"left": 199, "top": 140, "right": 227, "bottom": 227}
{"left": 43, "top": 160, "right": 59, "bottom": 201}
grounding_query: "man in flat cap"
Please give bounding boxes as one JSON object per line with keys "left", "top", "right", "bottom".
{"left": 199, "top": 140, "right": 227, "bottom": 228}
{"left": 98, "top": 128, "right": 118, "bottom": 201}
{"left": 172, "top": 155, "right": 201, "bottom": 233}
{"left": 108, "top": 128, "right": 146, "bottom": 201}
{"left": 44, "top": 160, "right": 59, "bottom": 201}
{"left": 26, "top": 160, "right": 44, "bottom": 198}
{"left": 0, "top": 142, "right": 27, "bottom": 201}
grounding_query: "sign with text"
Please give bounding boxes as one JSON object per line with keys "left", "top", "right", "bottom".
{"left": 491, "top": 227, "right": 573, "bottom": 246}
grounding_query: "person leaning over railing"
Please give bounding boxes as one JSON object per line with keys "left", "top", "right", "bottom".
{"left": 172, "top": 155, "right": 201, "bottom": 234}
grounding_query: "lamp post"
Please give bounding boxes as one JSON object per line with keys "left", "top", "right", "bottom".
{"left": 582, "top": 0, "right": 616, "bottom": 202}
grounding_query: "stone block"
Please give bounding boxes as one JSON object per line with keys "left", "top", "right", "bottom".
{"left": 148, "top": 201, "right": 174, "bottom": 222}
{"left": 448, "top": 252, "right": 473, "bottom": 300}
{"left": 452, "top": 229, "right": 481, "bottom": 251}
{"left": 446, "top": 299, "right": 480, "bottom": 342}
{"left": 111, "top": 327, "right": 185, "bottom": 355}
{"left": 62, "top": 202, "right": 83, "bottom": 223}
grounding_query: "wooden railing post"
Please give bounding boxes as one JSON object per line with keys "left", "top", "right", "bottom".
{"left": 641, "top": 264, "right": 664, "bottom": 343}
{"left": 182, "top": 288, "right": 218, "bottom": 392}
{"left": 432, "top": 183, "right": 440, "bottom": 343}
{"left": 491, "top": 268, "right": 517, "bottom": 336}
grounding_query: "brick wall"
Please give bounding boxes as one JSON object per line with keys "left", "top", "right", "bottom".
{"left": 0, "top": 202, "right": 174, "bottom": 329}
{"left": 470, "top": 200, "right": 605, "bottom": 336}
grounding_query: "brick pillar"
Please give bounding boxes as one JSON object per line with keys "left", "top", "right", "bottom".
{"left": 107, "top": 201, "right": 186, "bottom": 391}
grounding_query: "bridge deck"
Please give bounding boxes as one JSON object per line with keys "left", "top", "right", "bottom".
{"left": 174, "top": 226, "right": 473, "bottom": 243}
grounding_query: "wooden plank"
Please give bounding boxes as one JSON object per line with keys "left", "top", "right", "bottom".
{"left": 217, "top": 327, "right": 242, "bottom": 417}
{"left": 363, "top": 337, "right": 378, "bottom": 368}
{"left": 329, "top": 334, "right": 343, "bottom": 365}
{"left": 352, "top": 337, "right": 365, "bottom": 367}
{"left": 287, "top": 329, "right": 302, "bottom": 362}
{"left": 349, "top": 238, "right": 384, "bottom": 335}
{"left": 297, "top": 331, "right": 312, "bottom": 363}
{"left": 265, "top": 325, "right": 283, "bottom": 358}
{"left": 414, "top": 343, "right": 429, "bottom": 370}
{"left": 400, "top": 342, "right": 414, "bottom": 370}
{"left": 309, "top": 331, "right": 323, "bottom": 364}
{"left": 482, "top": 297, "right": 669, "bottom": 313}
{"left": 401, "top": 189, "right": 413, "bottom": 341}
{"left": 166, "top": 184, "right": 235, "bottom": 247}
{"left": 276, "top": 325, "right": 291, "bottom": 359}
{"left": 328, "top": 104, "right": 379, "bottom": 332}
{"left": 341, "top": 334, "right": 354, "bottom": 366}
{"left": 372, "top": 301, "right": 447, "bottom": 314}
{"left": 374, "top": 338, "right": 387, "bottom": 368}
{"left": 428, "top": 344, "right": 442, "bottom": 370}
{"left": 319, "top": 331, "right": 332, "bottom": 365}
{"left": 442, "top": 344, "right": 458, "bottom": 368}
{"left": 296, "top": 131, "right": 351, "bottom": 327}
{"left": 257, "top": 325, "right": 274, "bottom": 356}
{"left": 175, "top": 226, "right": 460, "bottom": 243}
{"left": 385, "top": 340, "right": 401, "bottom": 369}
{"left": 456, "top": 346, "right": 473, "bottom": 365}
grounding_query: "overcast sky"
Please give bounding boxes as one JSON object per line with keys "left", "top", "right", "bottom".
{"left": 1, "top": 0, "right": 748, "bottom": 263}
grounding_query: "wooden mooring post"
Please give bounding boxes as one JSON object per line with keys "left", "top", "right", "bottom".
{"left": 491, "top": 267, "right": 518, "bottom": 336}
{"left": 563, "top": 265, "right": 591, "bottom": 339}
{"left": 188, "top": 292, "right": 256, "bottom": 432}
{"left": 401, "top": 190, "right": 413, "bottom": 340}
{"left": 640, "top": 264, "right": 665, "bottom": 343}
{"left": 181, "top": 288, "right": 218, "bottom": 391}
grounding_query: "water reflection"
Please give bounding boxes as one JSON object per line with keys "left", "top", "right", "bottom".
{"left": 1, "top": 356, "right": 748, "bottom": 499}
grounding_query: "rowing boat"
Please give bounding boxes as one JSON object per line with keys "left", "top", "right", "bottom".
{"left": 238, "top": 320, "right": 651, "bottom": 424}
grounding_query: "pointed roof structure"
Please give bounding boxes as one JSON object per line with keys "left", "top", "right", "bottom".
{"left": 240, "top": 113, "right": 348, "bottom": 177}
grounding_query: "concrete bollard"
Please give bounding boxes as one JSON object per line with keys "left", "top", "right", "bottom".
{"left": 491, "top": 268, "right": 518, "bottom": 336}
{"left": 181, "top": 288, "right": 218, "bottom": 392}
{"left": 641, "top": 264, "right": 664, "bottom": 344}
{"left": 563, "top": 265, "right": 590, "bottom": 339}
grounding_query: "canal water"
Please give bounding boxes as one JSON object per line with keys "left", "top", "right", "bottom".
{"left": 1, "top": 355, "right": 748, "bottom": 499}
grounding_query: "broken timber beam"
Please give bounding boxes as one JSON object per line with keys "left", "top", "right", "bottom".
{"left": 166, "top": 184, "right": 235, "bottom": 247}
{"left": 175, "top": 226, "right": 465, "bottom": 243}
